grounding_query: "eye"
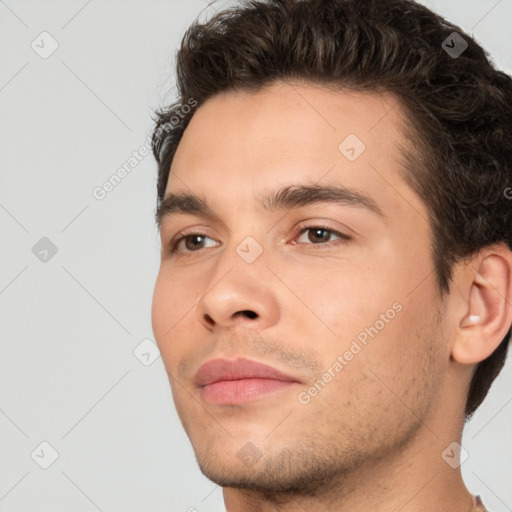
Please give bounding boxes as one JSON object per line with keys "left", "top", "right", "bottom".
{"left": 171, "top": 233, "right": 219, "bottom": 254}
{"left": 294, "top": 225, "right": 350, "bottom": 246}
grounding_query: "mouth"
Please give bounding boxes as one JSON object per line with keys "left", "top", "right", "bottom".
{"left": 194, "top": 357, "right": 302, "bottom": 405}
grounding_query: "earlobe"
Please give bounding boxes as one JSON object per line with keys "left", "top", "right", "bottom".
{"left": 452, "top": 250, "right": 512, "bottom": 365}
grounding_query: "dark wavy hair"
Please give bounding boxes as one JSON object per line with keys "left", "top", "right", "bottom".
{"left": 151, "top": 0, "right": 512, "bottom": 418}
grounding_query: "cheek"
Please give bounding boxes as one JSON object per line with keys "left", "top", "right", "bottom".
{"left": 318, "top": 294, "right": 443, "bottom": 431}
{"left": 355, "top": 280, "right": 444, "bottom": 393}
{"left": 151, "top": 267, "right": 200, "bottom": 361}
{"left": 298, "top": 265, "right": 399, "bottom": 341}
{"left": 302, "top": 253, "right": 439, "bottom": 371}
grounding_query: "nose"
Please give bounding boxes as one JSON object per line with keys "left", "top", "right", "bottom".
{"left": 195, "top": 254, "right": 280, "bottom": 331}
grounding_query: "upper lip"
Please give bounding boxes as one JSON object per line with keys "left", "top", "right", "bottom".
{"left": 194, "top": 357, "right": 301, "bottom": 387}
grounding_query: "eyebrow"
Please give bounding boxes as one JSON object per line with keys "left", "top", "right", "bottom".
{"left": 155, "top": 183, "right": 384, "bottom": 229}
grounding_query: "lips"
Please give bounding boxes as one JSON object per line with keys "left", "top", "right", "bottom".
{"left": 195, "top": 357, "right": 300, "bottom": 386}
{"left": 194, "top": 357, "right": 302, "bottom": 404}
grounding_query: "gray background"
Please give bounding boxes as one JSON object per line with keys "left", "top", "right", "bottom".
{"left": 0, "top": 1, "right": 511, "bottom": 511}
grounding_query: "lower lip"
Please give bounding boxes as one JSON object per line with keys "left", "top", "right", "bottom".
{"left": 200, "top": 378, "right": 297, "bottom": 405}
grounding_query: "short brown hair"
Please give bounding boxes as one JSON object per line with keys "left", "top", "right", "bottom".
{"left": 152, "top": 0, "right": 512, "bottom": 418}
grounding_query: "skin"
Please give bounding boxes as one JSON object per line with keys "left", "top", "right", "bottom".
{"left": 151, "top": 81, "right": 512, "bottom": 511}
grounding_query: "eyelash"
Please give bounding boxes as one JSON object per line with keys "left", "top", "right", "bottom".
{"left": 169, "top": 224, "right": 351, "bottom": 255}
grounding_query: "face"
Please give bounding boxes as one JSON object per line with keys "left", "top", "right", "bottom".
{"left": 151, "top": 81, "right": 451, "bottom": 493}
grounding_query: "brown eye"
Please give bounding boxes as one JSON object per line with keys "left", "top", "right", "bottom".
{"left": 296, "top": 226, "right": 349, "bottom": 245}
{"left": 308, "top": 228, "right": 333, "bottom": 243}
{"left": 172, "top": 233, "right": 218, "bottom": 254}
{"left": 183, "top": 235, "right": 206, "bottom": 251}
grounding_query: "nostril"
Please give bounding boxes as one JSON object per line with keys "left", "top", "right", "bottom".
{"left": 204, "top": 313, "right": 215, "bottom": 326}
{"left": 239, "top": 310, "right": 258, "bottom": 319}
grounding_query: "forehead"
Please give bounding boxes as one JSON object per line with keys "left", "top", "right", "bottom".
{"left": 165, "top": 81, "right": 425, "bottom": 223}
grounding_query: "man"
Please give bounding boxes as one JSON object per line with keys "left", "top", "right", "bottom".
{"left": 150, "top": 0, "right": 512, "bottom": 510}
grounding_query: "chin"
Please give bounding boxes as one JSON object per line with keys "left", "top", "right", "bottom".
{"left": 194, "top": 446, "right": 350, "bottom": 497}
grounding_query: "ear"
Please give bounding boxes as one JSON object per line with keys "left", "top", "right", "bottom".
{"left": 452, "top": 244, "right": 512, "bottom": 365}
